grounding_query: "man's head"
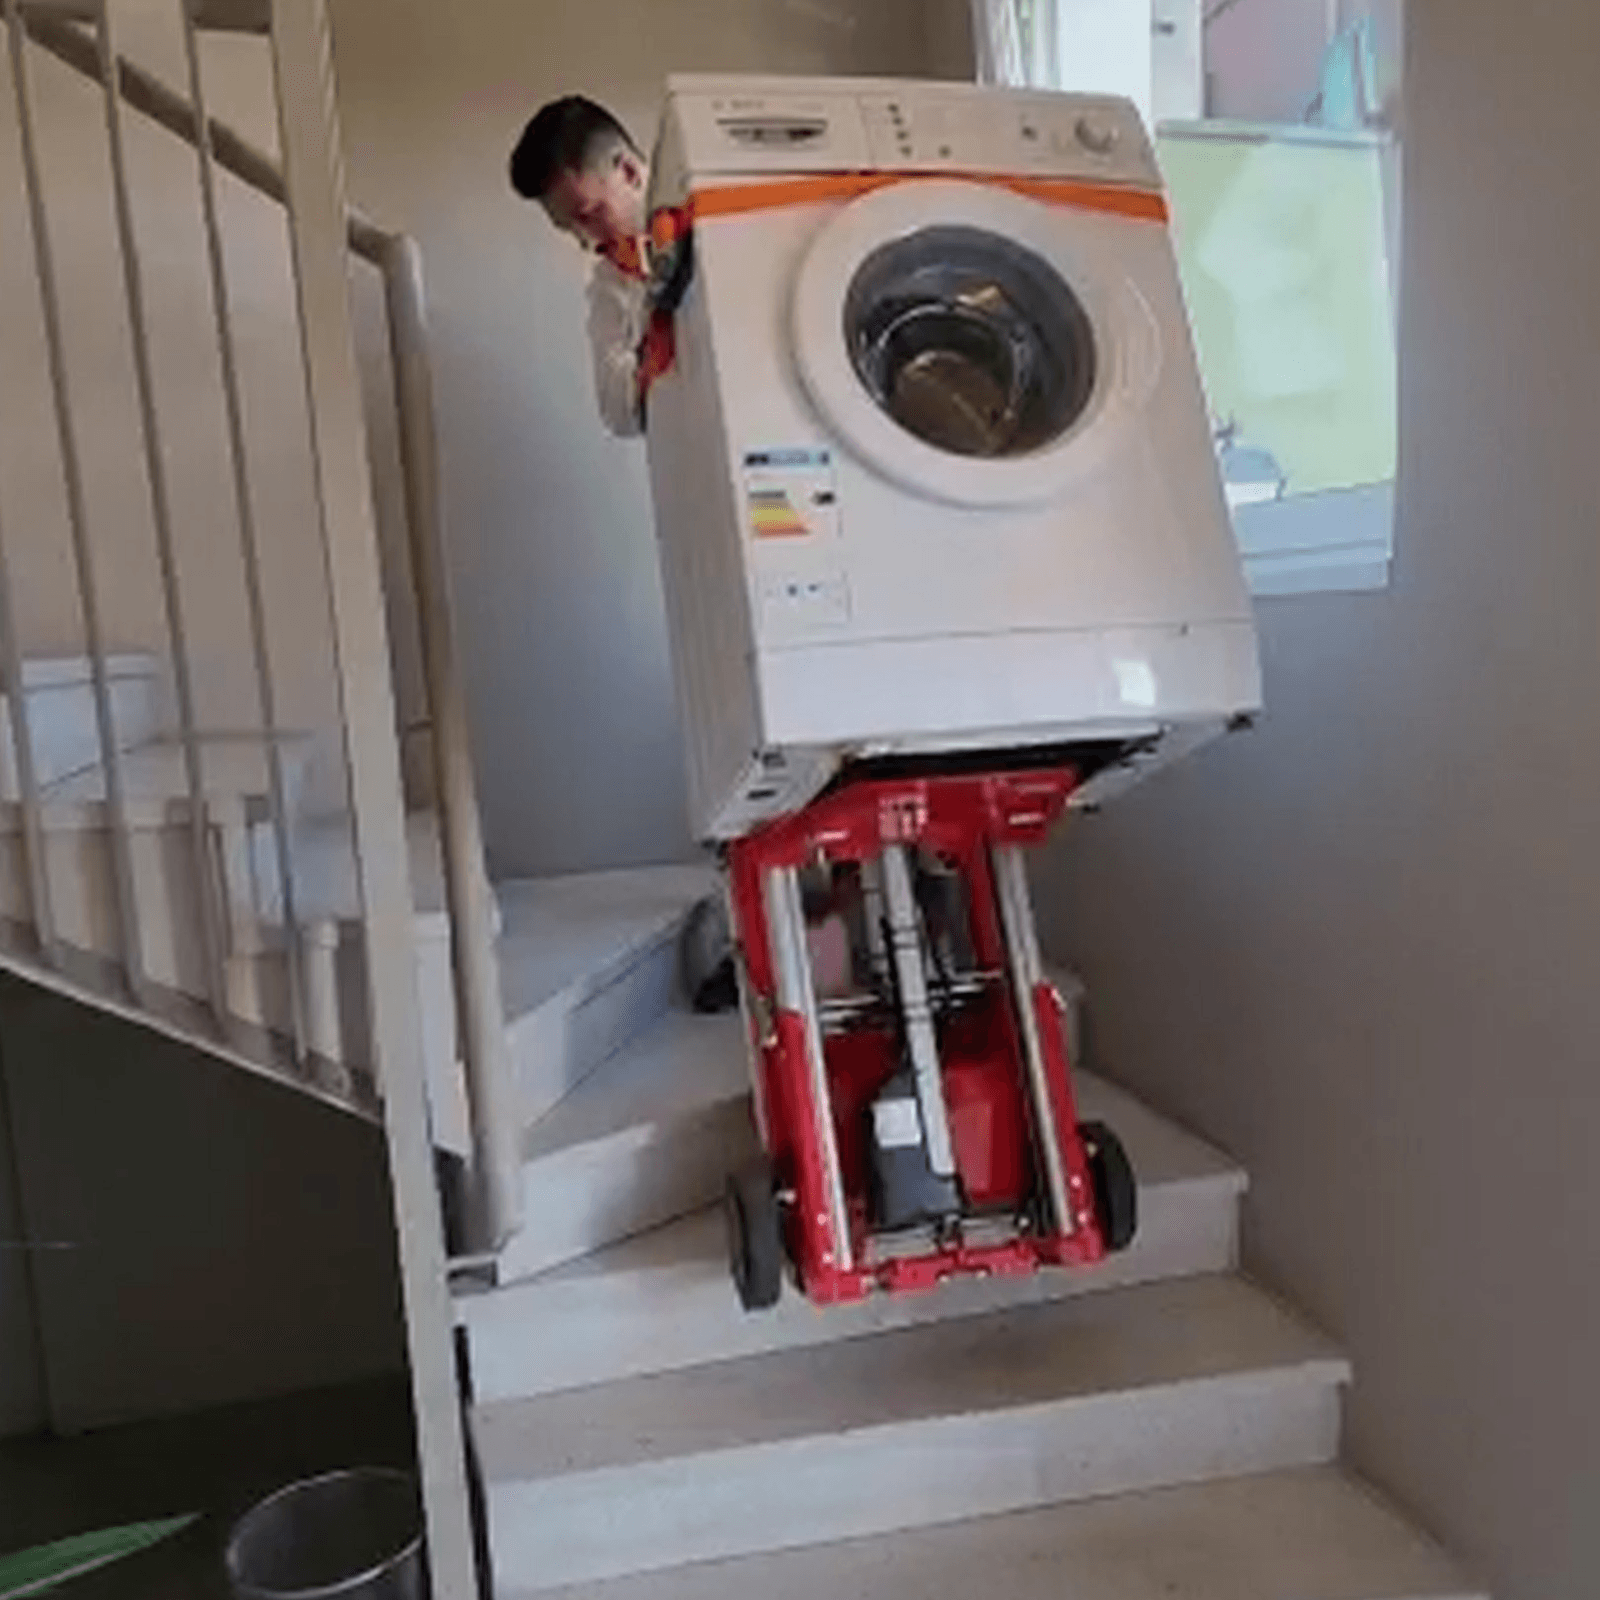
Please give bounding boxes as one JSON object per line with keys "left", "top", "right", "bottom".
{"left": 510, "top": 96, "right": 646, "bottom": 254}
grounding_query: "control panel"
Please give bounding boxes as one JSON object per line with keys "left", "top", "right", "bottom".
{"left": 664, "top": 74, "right": 1161, "bottom": 187}
{"left": 671, "top": 89, "right": 875, "bottom": 173}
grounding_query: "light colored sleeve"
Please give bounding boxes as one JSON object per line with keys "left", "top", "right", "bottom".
{"left": 585, "top": 260, "right": 647, "bottom": 438}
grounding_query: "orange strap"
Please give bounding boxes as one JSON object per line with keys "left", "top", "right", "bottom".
{"left": 685, "top": 171, "right": 1167, "bottom": 225}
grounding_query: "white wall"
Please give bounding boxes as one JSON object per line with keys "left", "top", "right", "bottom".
{"left": 325, "top": 0, "right": 969, "bottom": 878}
{"left": 0, "top": 977, "right": 406, "bottom": 1434}
{"left": 1035, "top": 4, "right": 1600, "bottom": 1598}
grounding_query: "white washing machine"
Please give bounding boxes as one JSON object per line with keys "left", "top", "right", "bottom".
{"left": 643, "top": 75, "right": 1260, "bottom": 842}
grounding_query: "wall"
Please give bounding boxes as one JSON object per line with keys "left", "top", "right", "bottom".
{"left": 0, "top": 1055, "right": 46, "bottom": 1437}
{"left": 325, "top": 0, "right": 969, "bottom": 878}
{"left": 1035, "top": 4, "right": 1600, "bottom": 1598}
{"left": 925, "top": 0, "right": 975, "bottom": 80}
{"left": 0, "top": 976, "right": 406, "bottom": 1434}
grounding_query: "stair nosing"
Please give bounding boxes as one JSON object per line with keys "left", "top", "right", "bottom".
{"left": 472, "top": 1273, "right": 1348, "bottom": 1487}
{"left": 491, "top": 1466, "right": 1484, "bottom": 1600}
{"left": 468, "top": 1159, "right": 1243, "bottom": 1312}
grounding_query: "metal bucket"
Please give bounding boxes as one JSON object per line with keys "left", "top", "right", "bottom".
{"left": 225, "top": 1468, "right": 424, "bottom": 1600}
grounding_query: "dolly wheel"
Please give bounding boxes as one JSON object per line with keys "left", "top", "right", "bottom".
{"left": 1081, "top": 1120, "right": 1138, "bottom": 1252}
{"left": 724, "top": 1164, "right": 784, "bottom": 1312}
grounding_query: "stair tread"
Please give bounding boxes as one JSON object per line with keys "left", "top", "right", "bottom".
{"left": 9, "top": 651, "right": 157, "bottom": 689}
{"left": 520, "top": 1003, "right": 748, "bottom": 1161}
{"left": 35, "top": 731, "right": 310, "bottom": 807}
{"left": 517, "top": 1059, "right": 1239, "bottom": 1244}
{"left": 474, "top": 1273, "right": 1346, "bottom": 1485}
{"left": 462, "top": 1067, "right": 1246, "bottom": 1402}
{"left": 496, "top": 864, "right": 715, "bottom": 1028}
{"left": 518, "top": 1467, "right": 1480, "bottom": 1600}
{"left": 249, "top": 810, "right": 462, "bottom": 926}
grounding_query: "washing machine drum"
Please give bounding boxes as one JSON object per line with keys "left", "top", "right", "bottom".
{"left": 792, "top": 179, "right": 1161, "bottom": 509}
{"left": 844, "top": 226, "right": 1097, "bottom": 460}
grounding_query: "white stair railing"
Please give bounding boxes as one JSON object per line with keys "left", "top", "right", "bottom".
{"left": 268, "top": 4, "right": 476, "bottom": 1588}
{"left": 0, "top": 3, "right": 506, "bottom": 1591}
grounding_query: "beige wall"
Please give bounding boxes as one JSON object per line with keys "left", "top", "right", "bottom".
{"left": 925, "top": 0, "right": 976, "bottom": 80}
{"left": 325, "top": 0, "right": 969, "bottom": 877}
{"left": 1035, "top": 4, "right": 1600, "bottom": 1598}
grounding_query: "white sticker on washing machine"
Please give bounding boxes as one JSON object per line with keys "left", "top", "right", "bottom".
{"left": 741, "top": 447, "right": 840, "bottom": 541}
{"left": 873, "top": 1096, "right": 924, "bottom": 1151}
{"left": 759, "top": 571, "right": 852, "bottom": 632}
{"left": 1113, "top": 658, "right": 1159, "bottom": 709}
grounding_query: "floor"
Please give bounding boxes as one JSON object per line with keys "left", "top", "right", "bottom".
{"left": 0, "top": 1377, "right": 417, "bottom": 1597}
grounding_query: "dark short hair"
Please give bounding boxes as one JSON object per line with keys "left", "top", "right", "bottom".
{"left": 509, "top": 96, "right": 637, "bottom": 201}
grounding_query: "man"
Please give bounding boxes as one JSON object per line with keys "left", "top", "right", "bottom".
{"left": 509, "top": 95, "right": 658, "bottom": 437}
{"left": 510, "top": 96, "right": 734, "bottom": 1008}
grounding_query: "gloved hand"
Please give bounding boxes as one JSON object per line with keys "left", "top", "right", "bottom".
{"left": 634, "top": 307, "right": 677, "bottom": 426}
{"left": 647, "top": 207, "right": 696, "bottom": 316}
{"left": 634, "top": 207, "right": 696, "bottom": 425}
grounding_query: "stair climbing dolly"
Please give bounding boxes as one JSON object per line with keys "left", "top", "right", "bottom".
{"left": 714, "top": 762, "right": 1136, "bottom": 1312}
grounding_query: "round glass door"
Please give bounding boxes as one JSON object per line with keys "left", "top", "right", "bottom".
{"left": 843, "top": 225, "right": 1098, "bottom": 459}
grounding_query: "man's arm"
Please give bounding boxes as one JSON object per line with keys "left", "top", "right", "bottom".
{"left": 586, "top": 260, "right": 647, "bottom": 438}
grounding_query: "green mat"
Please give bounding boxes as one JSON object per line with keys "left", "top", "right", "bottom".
{"left": 0, "top": 1516, "right": 198, "bottom": 1599}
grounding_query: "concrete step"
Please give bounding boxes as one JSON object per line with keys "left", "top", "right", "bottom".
{"left": 492, "top": 1003, "right": 752, "bottom": 1284}
{"left": 0, "top": 653, "right": 164, "bottom": 801}
{"left": 33, "top": 730, "right": 313, "bottom": 812}
{"left": 0, "top": 732, "right": 308, "bottom": 1010}
{"left": 475, "top": 1273, "right": 1349, "bottom": 1591}
{"left": 240, "top": 809, "right": 490, "bottom": 931}
{"left": 514, "top": 1467, "right": 1482, "bottom": 1600}
{"left": 246, "top": 861, "right": 717, "bottom": 1162}
{"left": 461, "top": 1070, "right": 1246, "bottom": 1402}
{"left": 494, "top": 864, "right": 719, "bottom": 1130}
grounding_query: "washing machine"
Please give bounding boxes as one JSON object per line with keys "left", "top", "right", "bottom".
{"left": 643, "top": 74, "right": 1260, "bottom": 843}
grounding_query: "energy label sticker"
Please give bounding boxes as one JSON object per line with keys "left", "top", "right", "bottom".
{"left": 742, "top": 447, "right": 840, "bottom": 541}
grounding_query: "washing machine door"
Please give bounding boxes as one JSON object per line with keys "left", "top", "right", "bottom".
{"left": 791, "top": 179, "right": 1163, "bottom": 510}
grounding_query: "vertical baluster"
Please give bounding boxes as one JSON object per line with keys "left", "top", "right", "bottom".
{"left": 94, "top": 0, "right": 228, "bottom": 1027}
{"left": 4, "top": 0, "right": 148, "bottom": 1002}
{"left": 382, "top": 235, "right": 521, "bottom": 1247}
{"left": 269, "top": 1, "right": 476, "bottom": 1592}
{"left": 177, "top": 0, "right": 311, "bottom": 1063}
{"left": 0, "top": 490, "right": 57, "bottom": 965}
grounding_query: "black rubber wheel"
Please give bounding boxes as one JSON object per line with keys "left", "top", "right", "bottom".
{"left": 681, "top": 898, "right": 739, "bottom": 1014}
{"left": 1080, "top": 1120, "right": 1138, "bottom": 1252}
{"left": 724, "top": 1163, "right": 784, "bottom": 1312}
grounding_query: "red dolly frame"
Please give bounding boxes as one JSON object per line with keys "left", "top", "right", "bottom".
{"left": 724, "top": 765, "right": 1127, "bottom": 1307}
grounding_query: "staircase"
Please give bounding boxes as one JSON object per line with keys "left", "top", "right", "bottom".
{"left": 0, "top": 4, "right": 1487, "bottom": 1597}
{"left": 454, "top": 888, "right": 1486, "bottom": 1600}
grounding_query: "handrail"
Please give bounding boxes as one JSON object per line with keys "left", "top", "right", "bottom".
{"left": 21, "top": 11, "right": 388, "bottom": 261}
{"left": 382, "top": 235, "right": 522, "bottom": 1249}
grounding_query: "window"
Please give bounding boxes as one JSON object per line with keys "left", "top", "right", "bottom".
{"left": 970, "top": 0, "right": 1405, "bottom": 596}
